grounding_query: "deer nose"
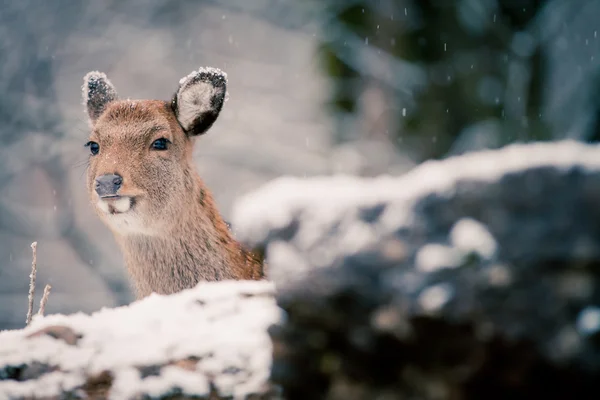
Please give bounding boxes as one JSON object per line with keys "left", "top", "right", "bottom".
{"left": 95, "top": 174, "right": 123, "bottom": 198}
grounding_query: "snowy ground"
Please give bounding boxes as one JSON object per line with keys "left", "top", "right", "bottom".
{"left": 0, "top": 281, "right": 280, "bottom": 399}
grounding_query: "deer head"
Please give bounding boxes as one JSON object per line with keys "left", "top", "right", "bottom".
{"left": 81, "top": 68, "right": 228, "bottom": 236}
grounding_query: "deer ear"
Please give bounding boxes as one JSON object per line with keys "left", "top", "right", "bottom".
{"left": 82, "top": 71, "right": 118, "bottom": 125}
{"left": 172, "top": 67, "right": 227, "bottom": 136}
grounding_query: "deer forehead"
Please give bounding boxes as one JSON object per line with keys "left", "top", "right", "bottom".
{"left": 92, "top": 100, "right": 183, "bottom": 143}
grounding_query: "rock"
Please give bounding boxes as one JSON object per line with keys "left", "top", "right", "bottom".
{"left": 0, "top": 281, "right": 281, "bottom": 400}
{"left": 232, "top": 140, "right": 600, "bottom": 399}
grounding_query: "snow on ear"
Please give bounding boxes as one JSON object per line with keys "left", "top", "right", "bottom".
{"left": 82, "top": 71, "right": 118, "bottom": 125}
{"left": 172, "top": 67, "right": 228, "bottom": 136}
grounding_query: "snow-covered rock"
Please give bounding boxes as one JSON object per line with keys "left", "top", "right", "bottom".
{"left": 232, "top": 140, "right": 600, "bottom": 399}
{"left": 0, "top": 281, "right": 281, "bottom": 399}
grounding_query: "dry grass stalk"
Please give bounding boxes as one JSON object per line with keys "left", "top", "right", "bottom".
{"left": 26, "top": 242, "right": 38, "bottom": 326}
{"left": 37, "top": 284, "right": 52, "bottom": 317}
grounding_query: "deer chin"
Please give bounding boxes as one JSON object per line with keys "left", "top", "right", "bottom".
{"left": 97, "top": 197, "right": 153, "bottom": 235}
{"left": 97, "top": 196, "right": 136, "bottom": 215}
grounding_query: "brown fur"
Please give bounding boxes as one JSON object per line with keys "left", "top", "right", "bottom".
{"left": 82, "top": 70, "right": 263, "bottom": 299}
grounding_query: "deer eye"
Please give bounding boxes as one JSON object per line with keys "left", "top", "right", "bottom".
{"left": 151, "top": 138, "right": 170, "bottom": 151}
{"left": 85, "top": 141, "right": 100, "bottom": 155}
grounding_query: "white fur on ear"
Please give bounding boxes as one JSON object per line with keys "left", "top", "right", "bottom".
{"left": 82, "top": 71, "right": 118, "bottom": 124}
{"left": 173, "top": 67, "right": 228, "bottom": 136}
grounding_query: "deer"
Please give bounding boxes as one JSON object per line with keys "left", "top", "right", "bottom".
{"left": 81, "top": 67, "right": 264, "bottom": 299}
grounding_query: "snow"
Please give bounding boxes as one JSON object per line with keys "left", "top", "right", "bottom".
{"left": 0, "top": 371, "right": 84, "bottom": 399}
{"left": 449, "top": 218, "right": 498, "bottom": 259}
{"left": 232, "top": 140, "right": 600, "bottom": 290}
{"left": 576, "top": 306, "right": 600, "bottom": 336}
{"left": 418, "top": 283, "right": 455, "bottom": 314}
{"left": 82, "top": 71, "right": 118, "bottom": 119}
{"left": 415, "top": 244, "right": 464, "bottom": 273}
{"left": 178, "top": 66, "right": 228, "bottom": 86}
{"left": 232, "top": 140, "right": 600, "bottom": 249}
{"left": 266, "top": 241, "right": 312, "bottom": 288}
{"left": 111, "top": 367, "right": 210, "bottom": 399}
{"left": 231, "top": 174, "right": 402, "bottom": 250}
{"left": 0, "top": 280, "right": 280, "bottom": 399}
{"left": 82, "top": 71, "right": 112, "bottom": 100}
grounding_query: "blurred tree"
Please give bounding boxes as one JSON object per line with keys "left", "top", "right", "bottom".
{"left": 312, "top": 0, "right": 555, "bottom": 162}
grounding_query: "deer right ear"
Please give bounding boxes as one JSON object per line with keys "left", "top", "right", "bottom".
{"left": 172, "top": 67, "right": 228, "bottom": 136}
{"left": 82, "top": 71, "right": 118, "bottom": 125}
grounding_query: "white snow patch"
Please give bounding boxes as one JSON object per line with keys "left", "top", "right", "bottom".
{"left": 111, "top": 366, "right": 210, "bottom": 400}
{"left": 0, "top": 370, "right": 84, "bottom": 399}
{"left": 576, "top": 306, "right": 600, "bottom": 336}
{"left": 0, "top": 280, "right": 279, "bottom": 399}
{"left": 450, "top": 218, "right": 498, "bottom": 259}
{"left": 418, "top": 283, "right": 455, "bottom": 314}
{"left": 232, "top": 174, "right": 402, "bottom": 249}
{"left": 81, "top": 71, "right": 116, "bottom": 103}
{"left": 415, "top": 244, "right": 465, "bottom": 273}
{"left": 178, "top": 66, "right": 228, "bottom": 85}
{"left": 267, "top": 241, "right": 312, "bottom": 288}
{"left": 81, "top": 70, "right": 118, "bottom": 124}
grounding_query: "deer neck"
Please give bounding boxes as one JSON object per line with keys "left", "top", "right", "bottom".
{"left": 116, "top": 184, "right": 245, "bottom": 298}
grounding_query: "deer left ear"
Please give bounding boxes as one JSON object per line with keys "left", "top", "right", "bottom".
{"left": 82, "top": 71, "right": 118, "bottom": 125}
{"left": 172, "top": 67, "right": 228, "bottom": 136}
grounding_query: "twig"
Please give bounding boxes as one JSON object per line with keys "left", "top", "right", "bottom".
{"left": 26, "top": 242, "right": 38, "bottom": 326}
{"left": 37, "top": 284, "right": 52, "bottom": 317}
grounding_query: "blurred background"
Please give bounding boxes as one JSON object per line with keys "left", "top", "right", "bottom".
{"left": 0, "top": 0, "right": 598, "bottom": 329}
